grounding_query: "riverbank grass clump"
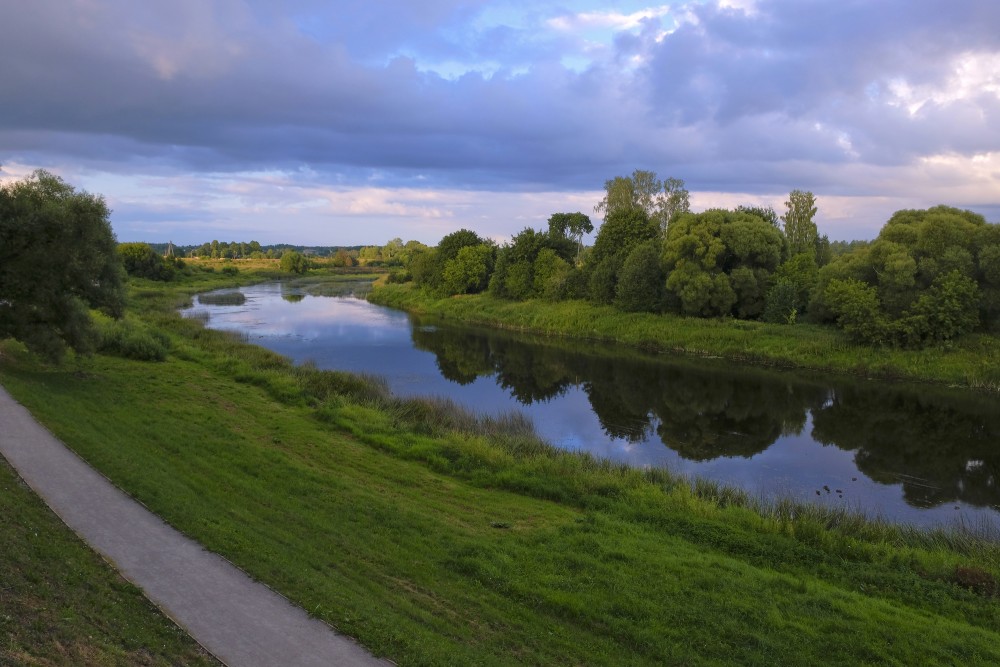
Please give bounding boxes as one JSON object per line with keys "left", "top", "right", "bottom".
{"left": 1, "top": 268, "right": 999, "bottom": 665}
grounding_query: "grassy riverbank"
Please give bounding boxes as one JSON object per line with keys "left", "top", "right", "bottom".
{"left": 368, "top": 284, "right": 1000, "bottom": 391}
{"left": 2, "top": 267, "right": 1000, "bottom": 665}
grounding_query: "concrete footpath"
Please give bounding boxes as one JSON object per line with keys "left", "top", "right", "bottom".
{"left": 0, "top": 386, "right": 391, "bottom": 667}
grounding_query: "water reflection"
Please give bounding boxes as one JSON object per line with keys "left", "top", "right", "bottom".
{"left": 811, "top": 390, "right": 1000, "bottom": 509}
{"left": 184, "top": 284, "right": 1000, "bottom": 527}
{"left": 411, "top": 321, "right": 1000, "bottom": 512}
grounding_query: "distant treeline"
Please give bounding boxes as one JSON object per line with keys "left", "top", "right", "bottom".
{"left": 142, "top": 241, "right": 370, "bottom": 259}
{"left": 384, "top": 169, "right": 1000, "bottom": 350}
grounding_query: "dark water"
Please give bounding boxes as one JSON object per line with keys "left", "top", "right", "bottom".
{"left": 184, "top": 282, "right": 1000, "bottom": 531}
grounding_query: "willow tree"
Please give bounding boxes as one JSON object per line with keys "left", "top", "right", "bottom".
{"left": 0, "top": 170, "right": 125, "bottom": 361}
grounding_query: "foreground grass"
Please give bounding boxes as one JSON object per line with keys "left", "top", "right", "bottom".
{"left": 369, "top": 284, "right": 1000, "bottom": 391}
{"left": 0, "top": 457, "right": 217, "bottom": 666}
{"left": 2, "top": 270, "right": 999, "bottom": 665}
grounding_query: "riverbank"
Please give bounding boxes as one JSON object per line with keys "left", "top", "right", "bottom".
{"left": 368, "top": 283, "right": 1000, "bottom": 391}
{"left": 2, "top": 267, "right": 999, "bottom": 665}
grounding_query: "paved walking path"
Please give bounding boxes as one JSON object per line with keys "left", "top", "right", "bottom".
{"left": 0, "top": 385, "right": 391, "bottom": 667}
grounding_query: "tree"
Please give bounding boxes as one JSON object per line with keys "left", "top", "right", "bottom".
{"left": 426, "top": 229, "right": 488, "bottom": 292}
{"left": 547, "top": 212, "right": 593, "bottom": 263}
{"left": 614, "top": 241, "right": 664, "bottom": 312}
{"left": 442, "top": 244, "right": 493, "bottom": 295}
{"left": 587, "top": 208, "right": 659, "bottom": 304}
{"left": 594, "top": 170, "right": 690, "bottom": 235}
{"left": 280, "top": 250, "right": 308, "bottom": 274}
{"left": 119, "top": 242, "right": 174, "bottom": 281}
{"left": 663, "top": 209, "right": 783, "bottom": 318}
{"left": 735, "top": 204, "right": 779, "bottom": 228}
{"left": 812, "top": 205, "right": 997, "bottom": 345}
{"left": 781, "top": 190, "right": 818, "bottom": 256}
{"left": 0, "top": 170, "right": 125, "bottom": 361}
{"left": 659, "top": 177, "right": 690, "bottom": 235}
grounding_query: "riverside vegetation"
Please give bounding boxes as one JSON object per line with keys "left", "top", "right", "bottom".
{"left": 2, "top": 262, "right": 1000, "bottom": 665}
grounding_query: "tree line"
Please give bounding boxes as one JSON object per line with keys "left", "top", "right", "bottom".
{"left": 3, "top": 168, "right": 997, "bottom": 361}
{"left": 391, "top": 169, "right": 1000, "bottom": 348}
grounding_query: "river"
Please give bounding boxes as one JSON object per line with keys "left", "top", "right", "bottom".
{"left": 183, "top": 281, "right": 1000, "bottom": 531}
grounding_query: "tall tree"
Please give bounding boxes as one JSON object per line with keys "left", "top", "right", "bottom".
{"left": 594, "top": 170, "right": 689, "bottom": 236}
{"left": 659, "top": 177, "right": 690, "bottom": 235}
{"left": 594, "top": 169, "right": 661, "bottom": 220}
{"left": 0, "top": 170, "right": 125, "bottom": 361}
{"left": 782, "top": 190, "right": 818, "bottom": 256}
{"left": 547, "top": 212, "right": 593, "bottom": 263}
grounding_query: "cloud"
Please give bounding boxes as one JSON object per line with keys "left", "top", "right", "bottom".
{"left": 1, "top": 0, "right": 998, "bottom": 244}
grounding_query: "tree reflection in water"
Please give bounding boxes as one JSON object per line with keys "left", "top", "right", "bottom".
{"left": 411, "top": 319, "right": 999, "bottom": 511}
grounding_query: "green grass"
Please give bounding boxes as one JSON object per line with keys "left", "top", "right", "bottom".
{"left": 0, "top": 453, "right": 217, "bottom": 666}
{"left": 369, "top": 284, "right": 1000, "bottom": 391}
{"left": 2, "top": 270, "right": 999, "bottom": 665}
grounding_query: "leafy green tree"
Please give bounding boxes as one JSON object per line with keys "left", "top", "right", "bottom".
{"left": 0, "top": 170, "right": 125, "bottom": 361}
{"left": 118, "top": 242, "right": 174, "bottom": 281}
{"left": 532, "top": 248, "right": 571, "bottom": 300}
{"left": 594, "top": 170, "right": 689, "bottom": 235}
{"left": 896, "top": 271, "right": 980, "bottom": 347}
{"left": 442, "top": 244, "right": 493, "bottom": 295}
{"left": 770, "top": 252, "right": 819, "bottom": 317}
{"left": 782, "top": 190, "right": 818, "bottom": 256}
{"left": 823, "top": 278, "right": 889, "bottom": 344}
{"left": 490, "top": 227, "right": 573, "bottom": 300}
{"left": 547, "top": 212, "right": 593, "bottom": 263}
{"left": 425, "top": 229, "right": 488, "bottom": 291}
{"left": 614, "top": 241, "right": 664, "bottom": 312}
{"left": 280, "top": 250, "right": 308, "bottom": 274}
{"left": 588, "top": 208, "right": 659, "bottom": 304}
{"left": 663, "top": 209, "right": 783, "bottom": 318}
{"left": 762, "top": 280, "right": 801, "bottom": 324}
{"left": 813, "top": 205, "right": 996, "bottom": 345}
{"left": 659, "top": 177, "right": 691, "bottom": 235}
{"left": 735, "top": 205, "right": 779, "bottom": 228}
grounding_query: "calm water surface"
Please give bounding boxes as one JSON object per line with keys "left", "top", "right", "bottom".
{"left": 184, "top": 282, "right": 1000, "bottom": 531}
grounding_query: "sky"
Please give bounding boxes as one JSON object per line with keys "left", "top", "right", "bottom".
{"left": 1, "top": 0, "right": 999, "bottom": 246}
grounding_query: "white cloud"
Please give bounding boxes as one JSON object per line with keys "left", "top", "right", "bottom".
{"left": 884, "top": 51, "right": 1000, "bottom": 117}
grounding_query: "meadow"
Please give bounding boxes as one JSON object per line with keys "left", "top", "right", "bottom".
{"left": 1, "top": 262, "right": 999, "bottom": 665}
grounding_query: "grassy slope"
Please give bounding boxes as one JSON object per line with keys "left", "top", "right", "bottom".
{"left": 0, "top": 458, "right": 217, "bottom": 666}
{"left": 368, "top": 284, "right": 1000, "bottom": 391}
{"left": 1, "top": 268, "right": 999, "bottom": 665}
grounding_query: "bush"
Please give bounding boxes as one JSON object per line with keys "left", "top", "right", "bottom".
{"left": 614, "top": 241, "right": 664, "bottom": 312}
{"left": 280, "top": 251, "right": 308, "bottom": 274}
{"left": 119, "top": 242, "right": 175, "bottom": 281}
{"left": 96, "top": 317, "right": 170, "bottom": 361}
{"left": 824, "top": 278, "right": 889, "bottom": 344}
{"left": 762, "top": 280, "right": 800, "bottom": 324}
{"left": 387, "top": 269, "right": 412, "bottom": 284}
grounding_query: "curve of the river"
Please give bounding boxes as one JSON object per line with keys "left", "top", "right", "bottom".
{"left": 184, "top": 281, "right": 1000, "bottom": 532}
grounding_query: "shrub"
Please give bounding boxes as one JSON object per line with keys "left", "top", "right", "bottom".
{"left": 280, "top": 250, "right": 308, "bottom": 274}
{"left": 96, "top": 317, "right": 170, "bottom": 361}
{"left": 614, "top": 241, "right": 664, "bottom": 312}
{"left": 119, "top": 242, "right": 175, "bottom": 281}
{"left": 762, "top": 280, "right": 800, "bottom": 324}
